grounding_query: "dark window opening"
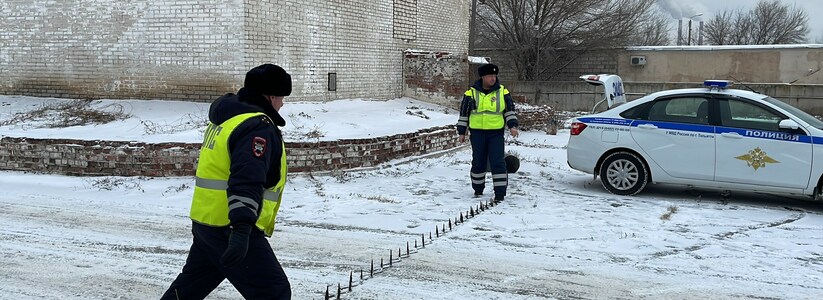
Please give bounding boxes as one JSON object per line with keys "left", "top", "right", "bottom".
{"left": 328, "top": 73, "right": 337, "bottom": 92}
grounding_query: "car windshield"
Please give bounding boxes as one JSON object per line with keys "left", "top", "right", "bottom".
{"left": 762, "top": 96, "right": 823, "bottom": 130}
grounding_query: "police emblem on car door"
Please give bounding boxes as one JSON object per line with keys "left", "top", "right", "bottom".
{"left": 715, "top": 98, "right": 811, "bottom": 189}
{"left": 735, "top": 147, "right": 780, "bottom": 170}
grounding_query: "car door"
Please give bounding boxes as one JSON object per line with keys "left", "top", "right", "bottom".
{"left": 714, "top": 97, "right": 812, "bottom": 189}
{"left": 630, "top": 95, "right": 716, "bottom": 181}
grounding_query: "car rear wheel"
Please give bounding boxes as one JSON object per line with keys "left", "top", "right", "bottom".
{"left": 599, "top": 152, "right": 648, "bottom": 195}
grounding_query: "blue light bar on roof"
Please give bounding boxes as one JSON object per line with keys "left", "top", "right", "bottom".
{"left": 704, "top": 80, "right": 732, "bottom": 88}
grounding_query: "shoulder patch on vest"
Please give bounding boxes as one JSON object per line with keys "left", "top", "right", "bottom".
{"left": 252, "top": 137, "right": 267, "bottom": 157}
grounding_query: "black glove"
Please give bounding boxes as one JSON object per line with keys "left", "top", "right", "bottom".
{"left": 220, "top": 223, "right": 252, "bottom": 268}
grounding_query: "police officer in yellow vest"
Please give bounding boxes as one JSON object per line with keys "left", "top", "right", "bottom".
{"left": 163, "top": 64, "right": 292, "bottom": 299}
{"left": 457, "top": 64, "right": 519, "bottom": 201}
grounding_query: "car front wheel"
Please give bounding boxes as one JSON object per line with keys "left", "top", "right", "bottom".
{"left": 599, "top": 152, "right": 648, "bottom": 195}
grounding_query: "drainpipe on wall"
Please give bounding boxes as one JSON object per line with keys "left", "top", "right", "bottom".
{"left": 468, "top": 0, "right": 477, "bottom": 57}
{"left": 467, "top": 0, "right": 479, "bottom": 89}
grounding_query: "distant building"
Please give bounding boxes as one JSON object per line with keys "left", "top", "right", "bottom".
{"left": 0, "top": 0, "right": 470, "bottom": 102}
{"left": 476, "top": 45, "right": 823, "bottom": 84}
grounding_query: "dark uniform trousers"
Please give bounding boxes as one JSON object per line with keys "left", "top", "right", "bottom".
{"left": 161, "top": 222, "right": 291, "bottom": 300}
{"left": 469, "top": 128, "right": 507, "bottom": 197}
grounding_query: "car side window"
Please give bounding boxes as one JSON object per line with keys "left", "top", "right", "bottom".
{"left": 619, "top": 102, "right": 651, "bottom": 120}
{"left": 719, "top": 99, "right": 781, "bottom": 132}
{"left": 647, "top": 97, "right": 710, "bottom": 125}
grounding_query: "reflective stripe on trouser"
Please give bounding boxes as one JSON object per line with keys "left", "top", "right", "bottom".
{"left": 469, "top": 128, "right": 507, "bottom": 197}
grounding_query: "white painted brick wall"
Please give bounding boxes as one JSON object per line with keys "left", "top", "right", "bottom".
{"left": 0, "top": 0, "right": 246, "bottom": 101}
{"left": 0, "top": 0, "right": 470, "bottom": 102}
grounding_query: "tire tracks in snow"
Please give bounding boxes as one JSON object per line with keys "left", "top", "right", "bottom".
{"left": 712, "top": 213, "right": 806, "bottom": 240}
{"left": 648, "top": 212, "right": 806, "bottom": 260}
{"left": 632, "top": 212, "right": 818, "bottom": 293}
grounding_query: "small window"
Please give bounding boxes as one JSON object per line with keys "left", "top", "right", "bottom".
{"left": 328, "top": 73, "right": 337, "bottom": 92}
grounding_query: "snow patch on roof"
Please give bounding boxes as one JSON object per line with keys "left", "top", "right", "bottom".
{"left": 468, "top": 56, "right": 489, "bottom": 64}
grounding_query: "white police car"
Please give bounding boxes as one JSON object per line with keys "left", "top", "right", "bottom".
{"left": 567, "top": 75, "right": 823, "bottom": 198}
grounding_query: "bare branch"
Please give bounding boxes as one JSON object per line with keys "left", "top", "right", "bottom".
{"left": 476, "top": 0, "right": 657, "bottom": 80}
{"left": 704, "top": 0, "right": 808, "bottom": 45}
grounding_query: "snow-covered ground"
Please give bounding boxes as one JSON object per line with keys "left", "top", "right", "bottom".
{"left": 1, "top": 96, "right": 822, "bottom": 300}
{"left": 0, "top": 96, "right": 455, "bottom": 143}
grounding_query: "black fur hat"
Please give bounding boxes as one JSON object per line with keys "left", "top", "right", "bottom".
{"left": 244, "top": 64, "right": 292, "bottom": 96}
{"left": 478, "top": 63, "right": 499, "bottom": 77}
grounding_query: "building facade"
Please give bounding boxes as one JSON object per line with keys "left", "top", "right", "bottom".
{"left": 0, "top": 0, "right": 471, "bottom": 102}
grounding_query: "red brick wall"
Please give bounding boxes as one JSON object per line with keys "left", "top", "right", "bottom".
{"left": 516, "top": 105, "right": 554, "bottom": 132}
{"left": 287, "top": 125, "right": 461, "bottom": 173}
{"left": 0, "top": 109, "right": 551, "bottom": 177}
{"left": 0, "top": 125, "right": 461, "bottom": 177}
{"left": 0, "top": 138, "right": 200, "bottom": 177}
{"left": 403, "top": 50, "right": 469, "bottom": 109}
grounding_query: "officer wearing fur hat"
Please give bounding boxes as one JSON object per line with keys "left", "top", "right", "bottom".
{"left": 456, "top": 63, "right": 519, "bottom": 201}
{"left": 163, "top": 64, "right": 292, "bottom": 299}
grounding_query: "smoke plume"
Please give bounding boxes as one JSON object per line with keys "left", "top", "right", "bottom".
{"left": 656, "top": 0, "right": 706, "bottom": 19}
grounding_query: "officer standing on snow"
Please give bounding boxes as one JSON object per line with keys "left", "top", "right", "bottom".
{"left": 457, "top": 63, "right": 519, "bottom": 201}
{"left": 162, "top": 64, "right": 292, "bottom": 299}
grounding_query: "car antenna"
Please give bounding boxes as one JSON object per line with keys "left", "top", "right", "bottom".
{"left": 728, "top": 75, "right": 759, "bottom": 94}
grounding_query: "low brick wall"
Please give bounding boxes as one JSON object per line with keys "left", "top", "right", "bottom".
{"left": 0, "top": 139, "right": 200, "bottom": 177}
{"left": 288, "top": 125, "right": 460, "bottom": 173}
{"left": 516, "top": 105, "right": 554, "bottom": 132}
{"left": 0, "top": 108, "right": 552, "bottom": 177}
{"left": 0, "top": 126, "right": 463, "bottom": 177}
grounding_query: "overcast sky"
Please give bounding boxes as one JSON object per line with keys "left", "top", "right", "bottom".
{"left": 657, "top": 0, "right": 823, "bottom": 43}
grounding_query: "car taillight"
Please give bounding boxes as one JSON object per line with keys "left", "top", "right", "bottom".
{"left": 570, "top": 122, "right": 587, "bottom": 135}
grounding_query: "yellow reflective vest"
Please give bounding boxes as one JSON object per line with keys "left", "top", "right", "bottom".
{"left": 190, "top": 112, "right": 287, "bottom": 237}
{"left": 465, "top": 85, "right": 509, "bottom": 130}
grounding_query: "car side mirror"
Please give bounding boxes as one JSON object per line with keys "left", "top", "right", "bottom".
{"left": 779, "top": 119, "right": 800, "bottom": 130}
